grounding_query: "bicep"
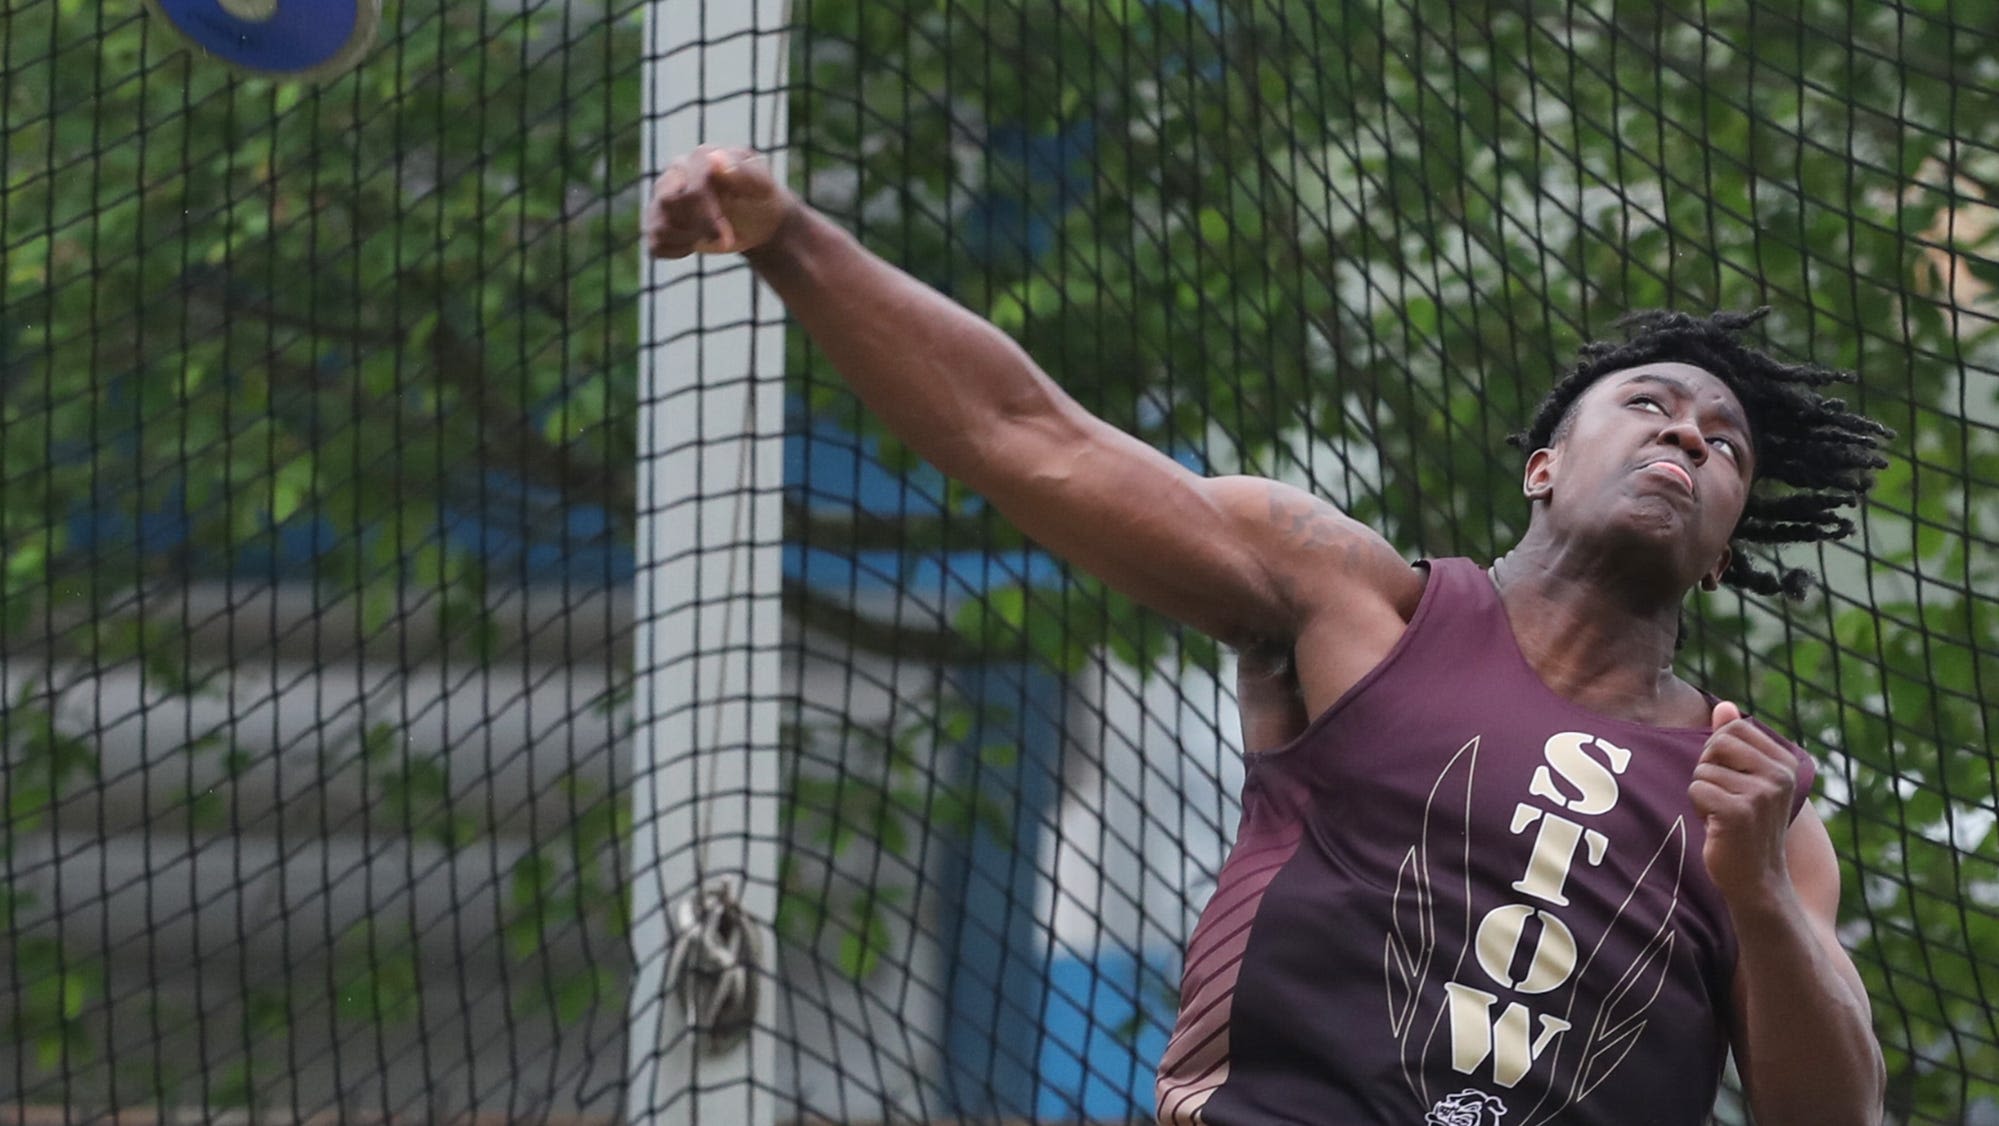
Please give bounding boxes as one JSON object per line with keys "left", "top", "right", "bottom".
{"left": 970, "top": 407, "right": 1406, "bottom": 647}
{"left": 1785, "top": 808, "right": 1843, "bottom": 923}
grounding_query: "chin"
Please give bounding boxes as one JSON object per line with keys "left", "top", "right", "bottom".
{"left": 1611, "top": 494, "right": 1699, "bottom": 538}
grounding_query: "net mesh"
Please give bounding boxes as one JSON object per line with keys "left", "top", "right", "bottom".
{"left": 3, "top": 0, "right": 1997, "bottom": 1123}
{"left": 3, "top": 1, "right": 637, "bottom": 1120}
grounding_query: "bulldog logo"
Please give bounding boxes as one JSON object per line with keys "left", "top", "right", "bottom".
{"left": 1426, "top": 1088, "right": 1507, "bottom": 1126}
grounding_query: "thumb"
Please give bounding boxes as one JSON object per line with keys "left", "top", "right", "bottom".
{"left": 1710, "top": 699, "right": 1742, "bottom": 731}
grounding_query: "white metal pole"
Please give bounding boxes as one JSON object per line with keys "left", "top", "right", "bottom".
{"left": 630, "top": 2, "right": 789, "bottom": 1122}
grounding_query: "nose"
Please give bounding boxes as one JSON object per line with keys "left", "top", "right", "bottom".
{"left": 1661, "top": 417, "right": 1708, "bottom": 465}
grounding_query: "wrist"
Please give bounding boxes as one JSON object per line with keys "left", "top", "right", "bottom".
{"left": 741, "top": 196, "right": 814, "bottom": 269}
{"left": 1722, "top": 878, "right": 1806, "bottom": 934}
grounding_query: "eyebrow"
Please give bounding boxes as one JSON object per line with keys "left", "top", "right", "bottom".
{"left": 1619, "top": 372, "right": 1752, "bottom": 438}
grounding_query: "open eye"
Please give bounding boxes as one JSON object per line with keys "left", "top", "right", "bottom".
{"left": 1708, "top": 433, "right": 1740, "bottom": 460}
{"left": 1629, "top": 394, "right": 1666, "bottom": 414}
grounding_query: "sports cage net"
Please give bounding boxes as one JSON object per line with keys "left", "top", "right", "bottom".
{"left": 3, "top": 0, "right": 1997, "bottom": 1122}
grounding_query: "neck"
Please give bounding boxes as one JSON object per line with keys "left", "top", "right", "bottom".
{"left": 1489, "top": 530, "right": 1695, "bottom": 723}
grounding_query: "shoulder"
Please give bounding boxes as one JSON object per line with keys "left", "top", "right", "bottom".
{"left": 1203, "top": 476, "right": 1426, "bottom": 629}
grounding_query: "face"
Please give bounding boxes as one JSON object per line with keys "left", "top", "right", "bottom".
{"left": 1525, "top": 362, "right": 1755, "bottom": 590}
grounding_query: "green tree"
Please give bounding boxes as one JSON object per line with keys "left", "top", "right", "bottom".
{"left": 2, "top": 0, "right": 640, "bottom": 1108}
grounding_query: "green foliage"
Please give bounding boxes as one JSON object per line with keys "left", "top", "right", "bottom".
{"left": 779, "top": 694, "right": 1017, "bottom": 981}
{"left": 334, "top": 920, "right": 424, "bottom": 1027}
{"left": 505, "top": 773, "right": 633, "bottom": 960}
{"left": 501, "top": 771, "right": 632, "bottom": 1031}
{"left": 6, "top": 935, "right": 99, "bottom": 1073}
{"left": 1, "top": 0, "right": 643, "bottom": 1104}
{"left": 364, "top": 721, "right": 483, "bottom": 851}
{"left": 4, "top": 9, "right": 641, "bottom": 595}
{"left": 1, "top": 683, "right": 109, "bottom": 1072}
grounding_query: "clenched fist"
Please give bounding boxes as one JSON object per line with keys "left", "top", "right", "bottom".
{"left": 1689, "top": 700, "right": 1803, "bottom": 905}
{"left": 643, "top": 145, "right": 795, "bottom": 260}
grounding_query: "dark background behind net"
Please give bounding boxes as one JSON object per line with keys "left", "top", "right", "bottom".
{"left": 4, "top": 0, "right": 1996, "bottom": 1122}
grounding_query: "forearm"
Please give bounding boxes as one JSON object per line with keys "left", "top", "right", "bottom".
{"left": 744, "top": 206, "right": 1085, "bottom": 486}
{"left": 1730, "top": 892, "right": 1883, "bottom": 1126}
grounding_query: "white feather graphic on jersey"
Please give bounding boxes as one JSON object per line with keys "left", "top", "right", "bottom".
{"left": 1389, "top": 735, "right": 1482, "bottom": 1107}
{"left": 1570, "top": 817, "right": 1687, "bottom": 1104}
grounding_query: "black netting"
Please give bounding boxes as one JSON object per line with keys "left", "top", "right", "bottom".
{"left": 6, "top": 1, "right": 1998, "bottom": 1124}
{"left": 3, "top": 1, "right": 637, "bottom": 1120}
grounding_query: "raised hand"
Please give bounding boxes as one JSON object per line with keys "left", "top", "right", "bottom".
{"left": 1689, "top": 700, "right": 1804, "bottom": 905}
{"left": 643, "top": 145, "right": 795, "bottom": 260}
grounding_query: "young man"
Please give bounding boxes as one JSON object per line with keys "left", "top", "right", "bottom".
{"left": 645, "top": 146, "right": 1889, "bottom": 1125}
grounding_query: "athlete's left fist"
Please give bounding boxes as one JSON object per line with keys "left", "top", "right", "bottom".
{"left": 1690, "top": 701, "right": 1803, "bottom": 904}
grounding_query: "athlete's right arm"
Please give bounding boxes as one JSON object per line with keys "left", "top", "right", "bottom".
{"left": 645, "top": 146, "right": 1409, "bottom": 649}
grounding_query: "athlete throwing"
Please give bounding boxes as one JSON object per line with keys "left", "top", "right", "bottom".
{"left": 645, "top": 146, "right": 1888, "bottom": 1126}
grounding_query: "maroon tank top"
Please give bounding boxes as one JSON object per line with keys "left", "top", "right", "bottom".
{"left": 1155, "top": 557, "right": 1816, "bottom": 1126}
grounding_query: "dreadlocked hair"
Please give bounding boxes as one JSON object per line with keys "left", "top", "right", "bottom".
{"left": 1510, "top": 308, "right": 1894, "bottom": 600}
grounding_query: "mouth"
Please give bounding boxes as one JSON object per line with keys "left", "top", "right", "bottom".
{"left": 1642, "top": 460, "right": 1696, "bottom": 496}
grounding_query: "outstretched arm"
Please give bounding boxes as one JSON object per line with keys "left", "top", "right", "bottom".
{"left": 1695, "top": 704, "right": 1883, "bottom": 1125}
{"left": 645, "top": 146, "right": 1413, "bottom": 651}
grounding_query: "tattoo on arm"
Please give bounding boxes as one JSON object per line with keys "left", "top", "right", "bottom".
{"left": 1267, "top": 482, "right": 1348, "bottom": 550}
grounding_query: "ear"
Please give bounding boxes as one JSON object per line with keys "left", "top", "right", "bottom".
{"left": 1701, "top": 545, "right": 1732, "bottom": 592}
{"left": 1523, "top": 447, "right": 1557, "bottom": 502}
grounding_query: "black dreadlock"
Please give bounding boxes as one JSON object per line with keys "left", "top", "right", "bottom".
{"left": 1510, "top": 308, "right": 1894, "bottom": 600}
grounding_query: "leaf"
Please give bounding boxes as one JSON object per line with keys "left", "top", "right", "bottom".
{"left": 186, "top": 787, "right": 229, "bottom": 833}
{"left": 270, "top": 455, "right": 315, "bottom": 525}
{"left": 4, "top": 541, "right": 46, "bottom": 587}
{"left": 554, "top": 967, "right": 606, "bottom": 1024}
{"left": 511, "top": 852, "right": 557, "bottom": 909}
{"left": 977, "top": 741, "right": 1019, "bottom": 770}
{"left": 836, "top": 901, "right": 893, "bottom": 981}
{"left": 361, "top": 724, "right": 401, "bottom": 765}
{"left": 1405, "top": 295, "right": 1438, "bottom": 337}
